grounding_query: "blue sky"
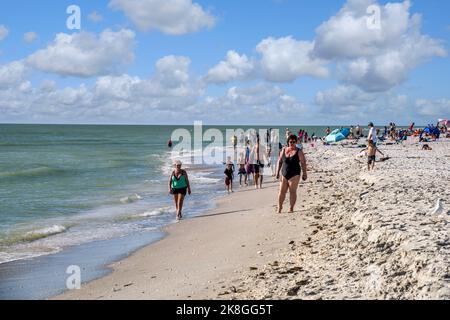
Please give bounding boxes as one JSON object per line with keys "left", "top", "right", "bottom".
{"left": 0, "top": 0, "right": 449, "bottom": 125}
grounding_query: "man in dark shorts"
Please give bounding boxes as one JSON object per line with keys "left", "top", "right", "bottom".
{"left": 367, "top": 140, "right": 384, "bottom": 171}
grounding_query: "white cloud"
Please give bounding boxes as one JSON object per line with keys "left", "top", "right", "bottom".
{"left": 39, "top": 80, "right": 57, "bottom": 92}
{"left": 88, "top": 11, "right": 103, "bottom": 23}
{"left": 26, "top": 29, "right": 135, "bottom": 77}
{"left": 313, "top": 0, "right": 447, "bottom": 92}
{"left": 0, "top": 61, "right": 28, "bottom": 89}
{"left": 278, "top": 94, "right": 309, "bottom": 114}
{"left": 313, "top": 84, "right": 423, "bottom": 124}
{"left": 314, "top": 83, "right": 450, "bottom": 124}
{"left": 0, "top": 25, "right": 9, "bottom": 40}
{"left": 0, "top": 55, "right": 205, "bottom": 123}
{"left": 256, "top": 36, "right": 329, "bottom": 82}
{"left": 205, "top": 51, "right": 255, "bottom": 84}
{"left": 415, "top": 99, "right": 450, "bottom": 117}
{"left": 108, "top": 0, "right": 215, "bottom": 35}
{"left": 203, "top": 0, "right": 444, "bottom": 89}
{"left": 184, "top": 83, "right": 313, "bottom": 124}
{"left": 154, "top": 55, "right": 191, "bottom": 88}
{"left": 24, "top": 32, "right": 38, "bottom": 43}
{"left": 315, "top": 85, "right": 376, "bottom": 107}
{"left": 313, "top": 0, "right": 409, "bottom": 59}
{"left": 225, "top": 84, "right": 283, "bottom": 106}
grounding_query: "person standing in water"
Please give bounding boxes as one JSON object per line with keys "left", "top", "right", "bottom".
{"left": 276, "top": 135, "right": 307, "bottom": 214}
{"left": 167, "top": 138, "right": 173, "bottom": 148}
{"left": 237, "top": 153, "right": 247, "bottom": 187}
{"left": 224, "top": 161, "right": 234, "bottom": 194}
{"left": 245, "top": 140, "right": 254, "bottom": 185}
{"left": 168, "top": 160, "right": 191, "bottom": 220}
{"left": 231, "top": 135, "right": 238, "bottom": 150}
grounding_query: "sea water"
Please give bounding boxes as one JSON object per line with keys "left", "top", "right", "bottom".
{"left": 0, "top": 124, "right": 333, "bottom": 298}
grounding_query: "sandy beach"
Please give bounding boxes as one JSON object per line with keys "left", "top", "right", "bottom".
{"left": 55, "top": 138, "right": 450, "bottom": 300}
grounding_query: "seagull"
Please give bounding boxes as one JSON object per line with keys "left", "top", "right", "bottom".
{"left": 429, "top": 199, "right": 444, "bottom": 215}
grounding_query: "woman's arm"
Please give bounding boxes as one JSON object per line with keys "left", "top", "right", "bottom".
{"left": 168, "top": 172, "right": 173, "bottom": 194}
{"left": 299, "top": 150, "right": 307, "bottom": 181}
{"left": 276, "top": 148, "right": 284, "bottom": 179}
{"left": 184, "top": 171, "right": 191, "bottom": 195}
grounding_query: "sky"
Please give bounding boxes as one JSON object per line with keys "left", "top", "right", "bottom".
{"left": 0, "top": 0, "right": 449, "bottom": 125}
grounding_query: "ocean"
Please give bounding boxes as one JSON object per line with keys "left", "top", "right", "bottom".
{"left": 0, "top": 124, "right": 333, "bottom": 298}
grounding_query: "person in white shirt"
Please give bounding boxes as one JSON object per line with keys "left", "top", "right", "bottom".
{"left": 368, "top": 122, "right": 377, "bottom": 145}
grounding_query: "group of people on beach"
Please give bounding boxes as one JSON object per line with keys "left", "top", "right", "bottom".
{"left": 228, "top": 130, "right": 272, "bottom": 193}
{"left": 168, "top": 128, "right": 310, "bottom": 219}
{"left": 167, "top": 120, "right": 448, "bottom": 220}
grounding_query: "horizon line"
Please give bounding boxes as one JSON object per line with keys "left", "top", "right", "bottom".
{"left": 0, "top": 122, "right": 428, "bottom": 127}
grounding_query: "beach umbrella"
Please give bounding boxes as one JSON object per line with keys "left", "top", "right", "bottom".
{"left": 325, "top": 133, "right": 345, "bottom": 143}
{"left": 325, "top": 128, "right": 349, "bottom": 143}
{"left": 340, "top": 128, "right": 350, "bottom": 137}
{"left": 330, "top": 129, "right": 340, "bottom": 135}
{"left": 438, "top": 119, "right": 449, "bottom": 126}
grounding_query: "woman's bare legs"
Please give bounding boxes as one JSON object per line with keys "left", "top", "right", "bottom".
{"left": 177, "top": 194, "right": 185, "bottom": 219}
{"left": 288, "top": 176, "right": 301, "bottom": 212}
{"left": 277, "top": 177, "right": 289, "bottom": 213}
{"left": 174, "top": 194, "right": 180, "bottom": 218}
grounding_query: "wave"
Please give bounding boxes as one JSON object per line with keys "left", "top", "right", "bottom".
{"left": 190, "top": 176, "right": 221, "bottom": 184}
{"left": 138, "top": 207, "right": 173, "bottom": 218}
{"left": 120, "top": 193, "right": 142, "bottom": 204}
{"left": 113, "top": 206, "right": 174, "bottom": 222}
{"left": 0, "top": 141, "right": 147, "bottom": 147}
{"left": 0, "top": 225, "right": 68, "bottom": 246}
{"left": 0, "top": 166, "right": 66, "bottom": 179}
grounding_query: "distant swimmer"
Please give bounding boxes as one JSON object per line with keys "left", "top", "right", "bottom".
{"left": 168, "top": 138, "right": 173, "bottom": 148}
{"left": 231, "top": 135, "right": 237, "bottom": 149}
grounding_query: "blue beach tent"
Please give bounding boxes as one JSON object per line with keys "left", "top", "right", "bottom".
{"left": 325, "top": 128, "right": 350, "bottom": 143}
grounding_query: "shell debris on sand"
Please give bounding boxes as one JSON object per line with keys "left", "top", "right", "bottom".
{"left": 227, "top": 138, "right": 450, "bottom": 300}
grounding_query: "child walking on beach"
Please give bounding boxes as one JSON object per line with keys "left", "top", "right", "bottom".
{"left": 224, "top": 162, "right": 234, "bottom": 194}
{"left": 366, "top": 140, "right": 384, "bottom": 171}
{"left": 237, "top": 153, "right": 247, "bottom": 187}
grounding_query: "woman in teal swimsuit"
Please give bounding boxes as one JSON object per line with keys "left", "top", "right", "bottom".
{"left": 169, "top": 160, "right": 191, "bottom": 220}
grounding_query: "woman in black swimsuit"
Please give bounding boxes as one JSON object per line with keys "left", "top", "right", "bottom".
{"left": 276, "top": 135, "right": 307, "bottom": 214}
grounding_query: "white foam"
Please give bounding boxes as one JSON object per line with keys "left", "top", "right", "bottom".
{"left": 138, "top": 206, "right": 173, "bottom": 217}
{"left": 190, "top": 176, "right": 221, "bottom": 184}
{"left": 120, "top": 193, "right": 142, "bottom": 204}
{"left": 25, "top": 225, "right": 67, "bottom": 238}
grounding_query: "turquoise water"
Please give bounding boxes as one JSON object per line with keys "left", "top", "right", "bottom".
{"left": 0, "top": 124, "right": 334, "bottom": 264}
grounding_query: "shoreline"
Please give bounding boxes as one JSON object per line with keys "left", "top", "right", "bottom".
{"left": 0, "top": 184, "right": 221, "bottom": 300}
{"left": 55, "top": 138, "right": 450, "bottom": 300}
{"left": 54, "top": 178, "right": 312, "bottom": 300}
